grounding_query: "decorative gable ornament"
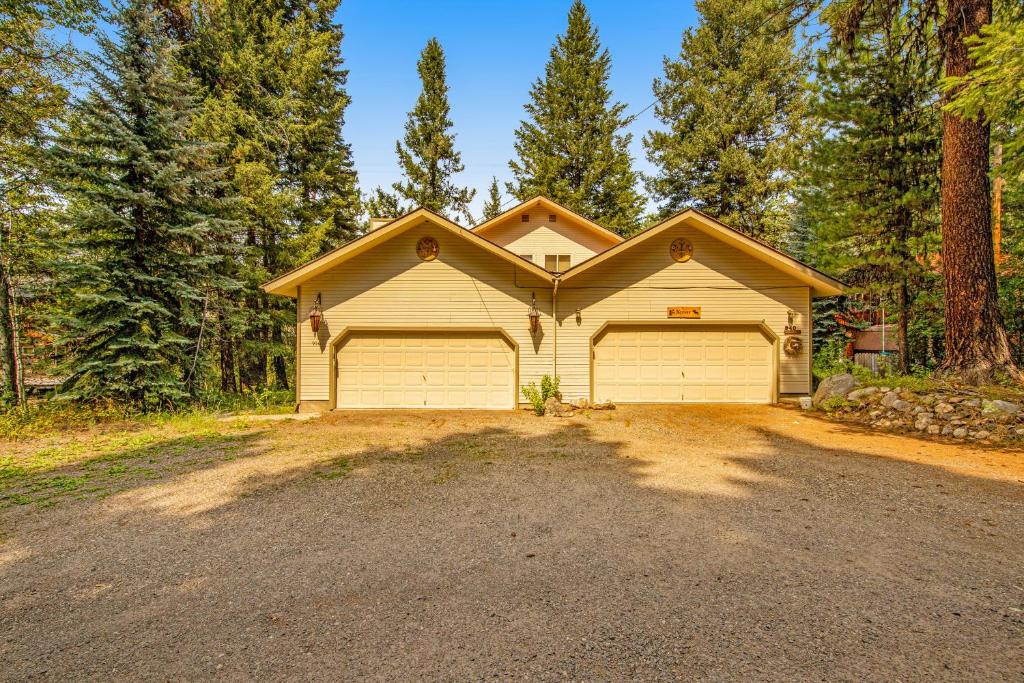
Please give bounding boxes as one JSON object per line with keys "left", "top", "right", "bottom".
{"left": 670, "top": 238, "right": 693, "bottom": 263}
{"left": 417, "top": 236, "right": 439, "bottom": 261}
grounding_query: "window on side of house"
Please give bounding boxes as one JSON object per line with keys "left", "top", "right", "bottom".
{"left": 545, "top": 254, "right": 571, "bottom": 272}
{"left": 519, "top": 254, "right": 533, "bottom": 263}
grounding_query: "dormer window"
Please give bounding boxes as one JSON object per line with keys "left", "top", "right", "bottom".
{"left": 545, "top": 254, "right": 571, "bottom": 272}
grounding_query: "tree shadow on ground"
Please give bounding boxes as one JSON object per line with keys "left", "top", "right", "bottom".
{"left": 0, "top": 409, "right": 1021, "bottom": 680}
{"left": 0, "top": 427, "right": 271, "bottom": 509}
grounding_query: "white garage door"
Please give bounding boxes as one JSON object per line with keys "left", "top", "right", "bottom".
{"left": 593, "top": 325, "right": 773, "bottom": 404}
{"left": 336, "top": 331, "right": 515, "bottom": 409}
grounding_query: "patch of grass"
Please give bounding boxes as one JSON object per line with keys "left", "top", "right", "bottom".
{"left": 315, "top": 457, "right": 352, "bottom": 480}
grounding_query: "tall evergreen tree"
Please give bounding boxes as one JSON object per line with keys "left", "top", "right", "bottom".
{"left": 365, "top": 187, "right": 407, "bottom": 220}
{"left": 801, "top": 2, "right": 943, "bottom": 373}
{"left": 1, "top": 0, "right": 97, "bottom": 405}
{"left": 645, "top": 0, "right": 808, "bottom": 245}
{"left": 162, "top": 0, "right": 361, "bottom": 392}
{"left": 822, "top": 0, "right": 1019, "bottom": 382}
{"left": 508, "top": 0, "right": 642, "bottom": 234}
{"left": 48, "top": 1, "right": 235, "bottom": 407}
{"left": 481, "top": 177, "right": 503, "bottom": 221}
{"left": 392, "top": 37, "right": 474, "bottom": 223}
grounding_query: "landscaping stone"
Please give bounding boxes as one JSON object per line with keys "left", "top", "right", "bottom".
{"left": 813, "top": 373, "right": 859, "bottom": 407}
{"left": 817, "top": 381, "right": 1024, "bottom": 445}
{"left": 847, "top": 387, "right": 880, "bottom": 401}
{"left": 983, "top": 399, "right": 1020, "bottom": 415}
{"left": 543, "top": 397, "right": 569, "bottom": 418}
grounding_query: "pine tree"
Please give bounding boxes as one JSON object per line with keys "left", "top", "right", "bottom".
{"left": 392, "top": 37, "right": 475, "bottom": 223}
{"left": 48, "top": 1, "right": 235, "bottom": 407}
{"left": 365, "top": 187, "right": 407, "bottom": 220}
{"left": 801, "top": 3, "right": 942, "bottom": 373}
{"left": 0, "top": 0, "right": 96, "bottom": 405}
{"left": 644, "top": 0, "right": 808, "bottom": 245}
{"left": 168, "top": 0, "right": 361, "bottom": 391}
{"left": 481, "top": 177, "right": 503, "bottom": 221}
{"left": 509, "top": 0, "right": 642, "bottom": 234}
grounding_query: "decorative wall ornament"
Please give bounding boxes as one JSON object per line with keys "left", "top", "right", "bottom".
{"left": 783, "top": 335, "right": 803, "bottom": 356}
{"left": 416, "top": 236, "right": 439, "bottom": 261}
{"left": 670, "top": 237, "right": 693, "bottom": 263}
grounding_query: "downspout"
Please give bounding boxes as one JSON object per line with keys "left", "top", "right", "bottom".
{"left": 552, "top": 276, "right": 559, "bottom": 378}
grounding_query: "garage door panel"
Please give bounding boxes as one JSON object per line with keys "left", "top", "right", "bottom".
{"left": 336, "top": 331, "right": 514, "bottom": 409}
{"left": 594, "top": 325, "right": 772, "bottom": 404}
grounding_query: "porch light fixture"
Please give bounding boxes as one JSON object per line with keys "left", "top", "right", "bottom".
{"left": 527, "top": 292, "right": 540, "bottom": 333}
{"left": 309, "top": 293, "right": 323, "bottom": 334}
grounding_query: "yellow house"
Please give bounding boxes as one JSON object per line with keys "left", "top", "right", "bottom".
{"left": 262, "top": 196, "right": 844, "bottom": 411}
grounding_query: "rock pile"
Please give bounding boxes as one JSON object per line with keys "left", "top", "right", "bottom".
{"left": 815, "top": 375, "right": 1023, "bottom": 443}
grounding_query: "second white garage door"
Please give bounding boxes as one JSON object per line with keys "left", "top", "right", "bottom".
{"left": 336, "top": 331, "right": 515, "bottom": 409}
{"left": 593, "top": 325, "right": 773, "bottom": 404}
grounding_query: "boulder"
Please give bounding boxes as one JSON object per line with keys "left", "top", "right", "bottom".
{"left": 880, "top": 391, "right": 901, "bottom": 408}
{"left": 543, "top": 397, "right": 569, "bottom": 417}
{"left": 813, "top": 374, "right": 860, "bottom": 407}
{"left": 982, "top": 399, "right": 1020, "bottom": 415}
{"left": 953, "top": 427, "right": 968, "bottom": 439}
{"left": 892, "top": 399, "right": 914, "bottom": 413}
{"left": 926, "top": 424, "right": 941, "bottom": 435}
{"left": 974, "top": 430, "right": 991, "bottom": 440}
{"left": 934, "top": 402, "right": 955, "bottom": 415}
{"left": 847, "top": 387, "right": 880, "bottom": 401}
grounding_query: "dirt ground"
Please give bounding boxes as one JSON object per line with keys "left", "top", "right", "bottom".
{"left": 1, "top": 404, "right": 1022, "bottom": 681}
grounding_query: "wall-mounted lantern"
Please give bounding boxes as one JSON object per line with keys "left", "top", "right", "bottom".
{"left": 527, "top": 292, "right": 540, "bottom": 333}
{"left": 309, "top": 293, "right": 323, "bottom": 334}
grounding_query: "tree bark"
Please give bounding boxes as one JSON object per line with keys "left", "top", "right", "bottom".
{"left": 897, "top": 279, "right": 910, "bottom": 374}
{"left": 0, "top": 258, "right": 20, "bottom": 404}
{"left": 218, "top": 313, "right": 237, "bottom": 393}
{"left": 938, "top": 0, "right": 1018, "bottom": 384}
{"left": 271, "top": 323, "right": 289, "bottom": 390}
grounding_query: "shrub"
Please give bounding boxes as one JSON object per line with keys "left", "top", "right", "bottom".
{"left": 819, "top": 396, "right": 852, "bottom": 412}
{"left": 521, "top": 374, "right": 560, "bottom": 416}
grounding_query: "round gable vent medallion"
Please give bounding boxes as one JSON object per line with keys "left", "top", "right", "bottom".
{"left": 416, "top": 236, "right": 439, "bottom": 261}
{"left": 670, "top": 237, "right": 693, "bottom": 263}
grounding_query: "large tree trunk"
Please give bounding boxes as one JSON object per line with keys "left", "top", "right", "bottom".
{"left": 938, "top": 0, "right": 1018, "bottom": 384}
{"left": 271, "top": 322, "right": 289, "bottom": 390}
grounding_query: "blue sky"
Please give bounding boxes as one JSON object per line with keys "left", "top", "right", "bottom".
{"left": 68, "top": 1, "right": 701, "bottom": 219}
{"left": 340, "top": 0, "right": 699, "bottom": 219}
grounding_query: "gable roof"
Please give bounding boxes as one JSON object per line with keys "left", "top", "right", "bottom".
{"left": 262, "top": 208, "right": 553, "bottom": 297}
{"left": 471, "top": 196, "right": 624, "bottom": 245}
{"left": 558, "top": 209, "right": 846, "bottom": 297}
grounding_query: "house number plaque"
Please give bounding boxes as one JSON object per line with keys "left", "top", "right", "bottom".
{"left": 667, "top": 306, "right": 701, "bottom": 319}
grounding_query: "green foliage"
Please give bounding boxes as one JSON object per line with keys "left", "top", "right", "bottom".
{"left": 801, "top": 2, "right": 943, "bottom": 372}
{"left": 863, "top": 374, "right": 940, "bottom": 393}
{"left": 644, "top": 0, "right": 809, "bottom": 245}
{"left": 178, "top": 0, "right": 361, "bottom": 393}
{"left": 48, "top": 1, "right": 237, "bottom": 408}
{"left": 819, "top": 395, "right": 852, "bottom": 412}
{"left": 521, "top": 374, "right": 561, "bottom": 415}
{"left": 942, "top": 8, "right": 1024, "bottom": 178}
{"left": 365, "top": 187, "right": 407, "bottom": 221}
{"left": 392, "top": 37, "right": 475, "bottom": 223}
{"left": 481, "top": 177, "right": 503, "bottom": 221}
{"left": 508, "top": 0, "right": 643, "bottom": 234}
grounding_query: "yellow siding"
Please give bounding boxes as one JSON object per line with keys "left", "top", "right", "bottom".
{"left": 297, "top": 220, "right": 553, "bottom": 403}
{"left": 556, "top": 224, "right": 812, "bottom": 400}
{"left": 479, "top": 213, "right": 618, "bottom": 269}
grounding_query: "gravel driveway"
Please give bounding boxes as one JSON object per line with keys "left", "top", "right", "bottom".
{"left": 1, "top": 405, "right": 1022, "bottom": 681}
